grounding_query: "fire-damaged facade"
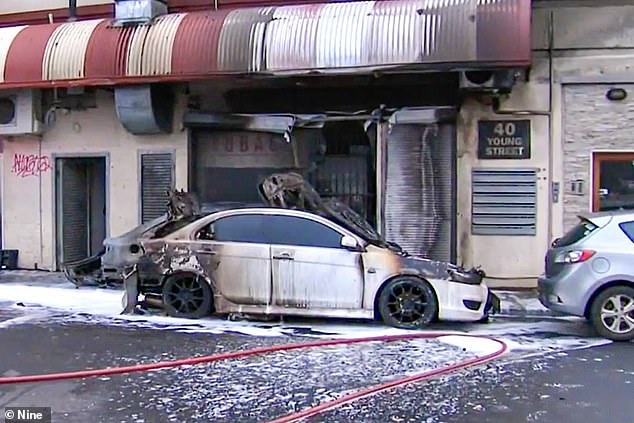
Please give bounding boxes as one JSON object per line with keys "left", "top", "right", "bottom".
{"left": 0, "top": 0, "right": 569, "bottom": 288}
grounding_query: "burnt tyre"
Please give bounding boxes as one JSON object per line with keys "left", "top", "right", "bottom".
{"left": 378, "top": 276, "right": 438, "bottom": 329}
{"left": 590, "top": 285, "right": 634, "bottom": 342}
{"left": 162, "top": 273, "right": 213, "bottom": 319}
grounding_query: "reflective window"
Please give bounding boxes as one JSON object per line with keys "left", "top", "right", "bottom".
{"left": 594, "top": 153, "right": 634, "bottom": 211}
{"left": 198, "top": 213, "right": 344, "bottom": 248}
{"left": 263, "top": 215, "right": 343, "bottom": 249}
{"left": 619, "top": 221, "right": 634, "bottom": 244}
{"left": 200, "top": 214, "right": 268, "bottom": 244}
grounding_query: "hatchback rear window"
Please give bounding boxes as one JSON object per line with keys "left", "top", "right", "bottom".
{"left": 554, "top": 219, "right": 598, "bottom": 247}
{"left": 619, "top": 221, "right": 634, "bottom": 243}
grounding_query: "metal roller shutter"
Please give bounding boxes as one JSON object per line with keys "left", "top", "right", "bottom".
{"left": 59, "top": 160, "right": 89, "bottom": 264}
{"left": 384, "top": 123, "right": 455, "bottom": 261}
{"left": 141, "top": 152, "right": 175, "bottom": 224}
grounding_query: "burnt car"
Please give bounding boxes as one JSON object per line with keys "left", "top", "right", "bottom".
{"left": 131, "top": 173, "right": 498, "bottom": 329}
{"left": 63, "top": 190, "right": 259, "bottom": 287}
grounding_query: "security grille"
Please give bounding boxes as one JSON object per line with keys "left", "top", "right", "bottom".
{"left": 140, "top": 152, "right": 174, "bottom": 223}
{"left": 471, "top": 168, "right": 537, "bottom": 236}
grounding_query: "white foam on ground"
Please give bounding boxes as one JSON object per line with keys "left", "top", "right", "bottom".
{"left": 0, "top": 283, "right": 614, "bottom": 356}
{"left": 436, "top": 335, "right": 503, "bottom": 356}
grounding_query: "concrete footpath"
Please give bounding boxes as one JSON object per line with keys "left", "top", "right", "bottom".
{"left": 0, "top": 270, "right": 558, "bottom": 317}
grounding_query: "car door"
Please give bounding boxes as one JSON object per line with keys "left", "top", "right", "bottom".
{"left": 194, "top": 213, "right": 272, "bottom": 306}
{"left": 266, "top": 214, "right": 365, "bottom": 310}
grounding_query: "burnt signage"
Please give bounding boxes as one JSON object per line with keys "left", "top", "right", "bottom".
{"left": 478, "top": 120, "right": 531, "bottom": 160}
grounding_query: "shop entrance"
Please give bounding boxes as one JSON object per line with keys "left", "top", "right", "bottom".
{"left": 55, "top": 156, "right": 107, "bottom": 269}
{"left": 307, "top": 120, "right": 376, "bottom": 225}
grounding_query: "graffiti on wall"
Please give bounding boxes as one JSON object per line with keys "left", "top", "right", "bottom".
{"left": 11, "top": 153, "right": 52, "bottom": 178}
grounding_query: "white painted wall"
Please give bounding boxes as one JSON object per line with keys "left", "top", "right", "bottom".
{"left": 2, "top": 89, "right": 187, "bottom": 270}
{"left": 457, "top": 60, "right": 552, "bottom": 281}
{"left": 458, "top": 3, "right": 634, "bottom": 286}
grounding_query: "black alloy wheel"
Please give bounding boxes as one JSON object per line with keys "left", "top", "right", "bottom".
{"left": 378, "top": 276, "right": 438, "bottom": 329}
{"left": 162, "top": 274, "right": 213, "bottom": 319}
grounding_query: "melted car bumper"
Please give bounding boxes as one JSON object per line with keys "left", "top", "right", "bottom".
{"left": 432, "top": 280, "right": 493, "bottom": 321}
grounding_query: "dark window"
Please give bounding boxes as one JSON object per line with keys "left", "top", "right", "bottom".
{"left": 619, "top": 221, "right": 634, "bottom": 243}
{"left": 203, "top": 214, "right": 268, "bottom": 244}
{"left": 263, "top": 215, "right": 343, "bottom": 248}
{"left": 554, "top": 218, "right": 598, "bottom": 248}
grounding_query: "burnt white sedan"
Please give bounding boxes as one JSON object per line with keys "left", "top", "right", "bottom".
{"left": 134, "top": 207, "right": 498, "bottom": 329}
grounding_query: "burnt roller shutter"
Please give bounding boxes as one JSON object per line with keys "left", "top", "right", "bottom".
{"left": 384, "top": 124, "right": 455, "bottom": 262}
{"left": 59, "top": 160, "right": 89, "bottom": 264}
{"left": 140, "top": 152, "right": 175, "bottom": 223}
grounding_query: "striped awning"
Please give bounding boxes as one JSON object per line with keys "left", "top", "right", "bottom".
{"left": 0, "top": 0, "right": 531, "bottom": 89}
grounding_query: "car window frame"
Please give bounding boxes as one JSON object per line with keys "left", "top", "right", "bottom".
{"left": 260, "top": 214, "right": 348, "bottom": 250}
{"left": 191, "top": 210, "right": 365, "bottom": 250}
{"left": 195, "top": 213, "right": 269, "bottom": 245}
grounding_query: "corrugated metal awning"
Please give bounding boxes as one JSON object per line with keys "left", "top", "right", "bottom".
{"left": 0, "top": 0, "right": 531, "bottom": 89}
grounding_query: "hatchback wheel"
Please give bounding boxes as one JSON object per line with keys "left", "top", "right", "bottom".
{"left": 162, "top": 274, "right": 213, "bottom": 319}
{"left": 590, "top": 286, "right": 634, "bottom": 342}
{"left": 378, "top": 277, "right": 438, "bottom": 329}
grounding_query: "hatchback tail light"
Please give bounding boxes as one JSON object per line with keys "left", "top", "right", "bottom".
{"left": 554, "top": 250, "right": 596, "bottom": 264}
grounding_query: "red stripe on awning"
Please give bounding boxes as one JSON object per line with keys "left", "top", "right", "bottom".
{"left": 5, "top": 23, "right": 61, "bottom": 83}
{"left": 85, "top": 20, "right": 132, "bottom": 79}
{"left": 171, "top": 11, "right": 229, "bottom": 75}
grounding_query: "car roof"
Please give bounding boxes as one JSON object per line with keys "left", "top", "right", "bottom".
{"left": 579, "top": 209, "right": 634, "bottom": 225}
{"left": 206, "top": 206, "right": 324, "bottom": 218}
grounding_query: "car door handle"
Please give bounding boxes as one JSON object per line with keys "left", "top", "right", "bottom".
{"left": 273, "top": 252, "right": 294, "bottom": 261}
{"left": 194, "top": 248, "right": 217, "bottom": 255}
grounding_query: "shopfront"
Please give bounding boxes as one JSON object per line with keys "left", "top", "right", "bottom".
{"left": 0, "top": 0, "right": 532, "bottom": 274}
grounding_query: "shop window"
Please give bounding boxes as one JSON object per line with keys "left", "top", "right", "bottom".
{"left": 140, "top": 152, "right": 175, "bottom": 224}
{"left": 471, "top": 168, "right": 537, "bottom": 236}
{"left": 593, "top": 152, "right": 634, "bottom": 212}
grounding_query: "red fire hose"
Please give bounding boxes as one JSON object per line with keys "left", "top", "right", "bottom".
{"left": 0, "top": 332, "right": 508, "bottom": 422}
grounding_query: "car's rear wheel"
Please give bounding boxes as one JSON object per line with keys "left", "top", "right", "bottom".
{"left": 378, "top": 276, "right": 438, "bottom": 329}
{"left": 590, "top": 285, "right": 634, "bottom": 342}
{"left": 162, "top": 273, "right": 213, "bottom": 319}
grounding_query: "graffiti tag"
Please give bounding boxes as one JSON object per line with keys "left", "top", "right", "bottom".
{"left": 11, "top": 153, "right": 52, "bottom": 178}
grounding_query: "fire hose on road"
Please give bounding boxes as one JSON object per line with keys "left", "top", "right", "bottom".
{"left": 0, "top": 333, "right": 508, "bottom": 422}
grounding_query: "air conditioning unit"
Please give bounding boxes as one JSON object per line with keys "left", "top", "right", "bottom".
{"left": 113, "top": 0, "right": 168, "bottom": 26}
{"left": 459, "top": 70, "right": 519, "bottom": 95}
{"left": 0, "top": 90, "right": 43, "bottom": 136}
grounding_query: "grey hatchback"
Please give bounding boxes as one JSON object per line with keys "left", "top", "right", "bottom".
{"left": 539, "top": 210, "right": 634, "bottom": 341}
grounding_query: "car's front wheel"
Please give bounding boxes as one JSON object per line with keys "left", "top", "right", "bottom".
{"left": 378, "top": 276, "right": 438, "bottom": 329}
{"left": 162, "top": 273, "right": 213, "bottom": 319}
{"left": 590, "top": 285, "right": 634, "bottom": 342}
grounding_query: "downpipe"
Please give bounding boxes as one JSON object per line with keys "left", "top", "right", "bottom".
{"left": 0, "top": 333, "right": 508, "bottom": 422}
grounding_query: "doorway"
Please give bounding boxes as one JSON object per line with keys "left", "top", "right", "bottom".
{"left": 55, "top": 157, "right": 107, "bottom": 269}
{"left": 592, "top": 152, "right": 634, "bottom": 212}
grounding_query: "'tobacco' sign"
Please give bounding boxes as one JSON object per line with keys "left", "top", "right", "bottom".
{"left": 477, "top": 120, "right": 531, "bottom": 160}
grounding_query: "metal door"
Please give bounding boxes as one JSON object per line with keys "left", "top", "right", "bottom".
{"left": 197, "top": 214, "right": 272, "bottom": 305}
{"left": 271, "top": 245, "right": 364, "bottom": 309}
{"left": 266, "top": 214, "right": 364, "bottom": 310}
{"left": 383, "top": 123, "right": 456, "bottom": 262}
{"left": 56, "top": 158, "right": 89, "bottom": 266}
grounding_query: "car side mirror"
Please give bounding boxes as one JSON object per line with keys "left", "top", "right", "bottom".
{"left": 341, "top": 235, "right": 360, "bottom": 250}
{"left": 551, "top": 237, "right": 561, "bottom": 248}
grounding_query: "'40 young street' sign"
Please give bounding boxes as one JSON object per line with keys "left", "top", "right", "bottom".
{"left": 477, "top": 120, "right": 531, "bottom": 160}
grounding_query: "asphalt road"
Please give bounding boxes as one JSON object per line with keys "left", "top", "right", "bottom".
{"left": 0, "top": 307, "right": 632, "bottom": 423}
